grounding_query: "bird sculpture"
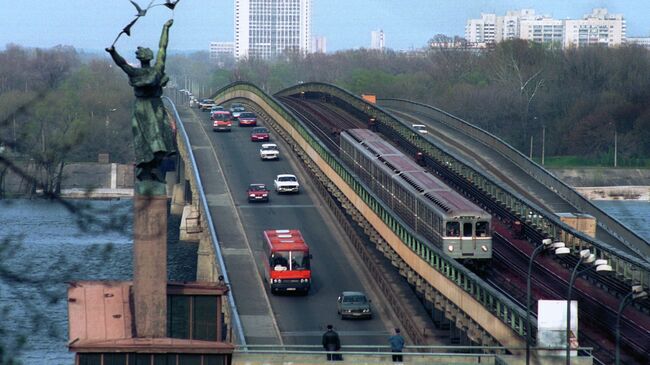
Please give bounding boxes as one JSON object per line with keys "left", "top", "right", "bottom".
{"left": 111, "top": 0, "right": 180, "bottom": 47}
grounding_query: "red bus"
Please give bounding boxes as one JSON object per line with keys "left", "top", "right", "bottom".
{"left": 262, "top": 229, "right": 311, "bottom": 294}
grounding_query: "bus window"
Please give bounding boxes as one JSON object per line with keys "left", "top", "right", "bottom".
{"left": 476, "top": 221, "right": 489, "bottom": 237}
{"left": 463, "top": 223, "right": 473, "bottom": 237}
{"left": 445, "top": 222, "right": 460, "bottom": 237}
{"left": 290, "top": 251, "right": 310, "bottom": 270}
{"left": 271, "top": 252, "right": 289, "bottom": 271}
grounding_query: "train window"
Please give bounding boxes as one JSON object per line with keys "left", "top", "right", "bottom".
{"left": 463, "top": 223, "right": 473, "bottom": 237}
{"left": 476, "top": 221, "right": 489, "bottom": 237}
{"left": 445, "top": 222, "right": 460, "bottom": 237}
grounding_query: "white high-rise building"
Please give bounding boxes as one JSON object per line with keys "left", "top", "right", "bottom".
{"left": 370, "top": 30, "right": 385, "bottom": 50}
{"left": 564, "top": 8, "right": 626, "bottom": 48}
{"left": 465, "top": 13, "right": 498, "bottom": 46}
{"left": 465, "top": 8, "right": 626, "bottom": 49}
{"left": 312, "top": 36, "right": 327, "bottom": 53}
{"left": 209, "top": 42, "right": 235, "bottom": 60}
{"left": 234, "top": 0, "right": 312, "bottom": 60}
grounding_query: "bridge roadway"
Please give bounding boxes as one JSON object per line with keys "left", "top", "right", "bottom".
{"left": 177, "top": 105, "right": 399, "bottom": 346}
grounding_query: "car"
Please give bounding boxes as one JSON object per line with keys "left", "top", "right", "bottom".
{"left": 247, "top": 183, "right": 269, "bottom": 202}
{"left": 337, "top": 291, "right": 372, "bottom": 319}
{"left": 210, "top": 105, "right": 224, "bottom": 113}
{"left": 212, "top": 111, "right": 232, "bottom": 132}
{"left": 259, "top": 143, "right": 280, "bottom": 160}
{"left": 199, "top": 98, "right": 216, "bottom": 111}
{"left": 250, "top": 127, "right": 270, "bottom": 142}
{"left": 237, "top": 112, "right": 258, "bottom": 126}
{"left": 231, "top": 106, "right": 246, "bottom": 118}
{"left": 412, "top": 124, "right": 427, "bottom": 134}
{"left": 273, "top": 174, "right": 299, "bottom": 193}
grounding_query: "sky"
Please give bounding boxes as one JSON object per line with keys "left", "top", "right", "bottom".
{"left": 1, "top": 0, "right": 649, "bottom": 53}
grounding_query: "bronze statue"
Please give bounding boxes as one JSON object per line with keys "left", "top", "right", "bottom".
{"left": 106, "top": 19, "right": 175, "bottom": 193}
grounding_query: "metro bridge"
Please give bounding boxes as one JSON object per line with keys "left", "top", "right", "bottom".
{"left": 85, "top": 82, "right": 649, "bottom": 364}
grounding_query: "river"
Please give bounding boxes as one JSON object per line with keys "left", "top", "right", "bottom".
{"left": 0, "top": 199, "right": 648, "bottom": 364}
{"left": 0, "top": 199, "right": 196, "bottom": 365}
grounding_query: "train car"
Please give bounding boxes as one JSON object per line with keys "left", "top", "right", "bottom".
{"left": 340, "top": 129, "right": 492, "bottom": 260}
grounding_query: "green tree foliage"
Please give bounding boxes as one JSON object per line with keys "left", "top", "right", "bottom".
{"left": 171, "top": 41, "right": 649, "bottom": 165}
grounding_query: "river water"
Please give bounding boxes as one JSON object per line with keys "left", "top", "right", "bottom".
{"left": 0, "top": 199, "right": 648, "bottom": 364}
{"left": 0, "top": 199, "right": 196, "bottom": 365}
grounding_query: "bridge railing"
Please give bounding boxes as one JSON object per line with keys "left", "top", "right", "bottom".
{"left": 275, "top": 82, "right": 650, "bottom": 290}
{"left": 163, "top": 96, "right": 246, "bottom": 346}
{"left": 213, "top": 82, "right": 533, "bottom": 341}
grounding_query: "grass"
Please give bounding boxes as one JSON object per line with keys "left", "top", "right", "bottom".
{"left": 537, "top": 156, "right": 650, "bottom": 169}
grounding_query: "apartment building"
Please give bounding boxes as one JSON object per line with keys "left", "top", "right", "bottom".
{"left": 564, "top": 8, "right": 626, "bottom": 48}
{"left": 234, "top": 0, "right": 311, "bottom": 60}
{"left": 209, "top": 41, "right": 235, "bottom": 60}
{"left": 370, "top": 30, "right": 385, "bottom": 50}
{"left": 465, "top": 8, "right": 625, "bottom": 49}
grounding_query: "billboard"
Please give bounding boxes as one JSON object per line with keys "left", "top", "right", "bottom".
{"left": 537, "top": 300, "right": 578, "bottom": 357}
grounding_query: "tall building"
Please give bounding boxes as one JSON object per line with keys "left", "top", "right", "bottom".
{"left": 465, "top": 13, "right": 498, "bottom": 46}
{"left": 370, "top": 30, "right": 385, "bottom": 50}
{"left": 564, "top": 8, "right": 626, "bottom": 48}
{"left": 312, "top": 36, "right": 327, "bottom": 53}
{"left": 209, "top": 42, "right": 235, "bottom": 60}
{"left": 627, "top": 37, "right": 650, "bottom": 49}
{"left": 465, "top": 8, "right": 625, "bottom": 49}
{"left": 234, "top": 0, "right": 312, "bottom": 60}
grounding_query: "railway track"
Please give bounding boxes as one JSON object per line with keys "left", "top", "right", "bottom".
{"left": 276, "top": 95, "right": 649, "bottom": 364}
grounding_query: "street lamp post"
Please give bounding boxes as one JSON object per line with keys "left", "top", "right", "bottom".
{"left": 526, "top": 239, "right": 569, "bottom": 365}
{"left": 616, "top": 285, "right": 648, "bottom": 365}
{"left": 566, "top": 252, "right": 612, "bottom": 365}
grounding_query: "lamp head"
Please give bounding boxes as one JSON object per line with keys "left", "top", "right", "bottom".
{"left": 584, "top": 254, "right": 596, "bottom": 264}
{"left": 542, "top": 238, "right": 553, "bottom": 246}
{"left": 552, "top": 242, "right": 566, "bottom": 249}
{"left": 579, "top": 249, "right": 591, "bottom": 259}
{"left": 555, "top": 247, "right": 570, "bottom": 255}
{"left": 595, "top": 264, "right": 612, "bottom": 273}
{"left": 594, "top": 259, "right": 608, "bottom": 266}
{"left": 632, "top": 285, "right": 644, "bottom": 294}
{"left": 633, "top": 291, "right": 648, "bottom": 300}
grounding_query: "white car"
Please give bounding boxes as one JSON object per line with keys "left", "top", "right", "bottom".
{"left": 273, "top": 174, "right": 299, "bottom": 193}
{"left": 412, "top": 124, "right": 427, "bottom": 134}
{"left": 260, "top": 143, "right": 280, "bottom": 160}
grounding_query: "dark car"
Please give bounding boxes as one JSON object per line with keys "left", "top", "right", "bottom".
{"left": 250, "top": 127, "right": 270, "bottom": 142}
{"left": 247, "top": 183, "right": 269, "bottom": 202}
{"left": 237, "top": 112, "right": 257, "bottom": 126}
{"left": 337, "top": 291, "right": 372, "bottom": 319}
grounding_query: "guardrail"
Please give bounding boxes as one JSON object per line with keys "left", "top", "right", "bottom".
{"left": 163, "top": 96, "right": 246, "bottom": 346}
{"left": 274, "top": 82, "right": 650, "bottom": 290}
{"left": 212, "top": 82, "right": 533, "bottom": 342}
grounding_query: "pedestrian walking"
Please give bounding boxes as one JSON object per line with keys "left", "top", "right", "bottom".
{"left": 389, "top": 328, "right": 405, "bottom": 362}
{"left": 322, "top": 324, "right": 342, "bottom": 361}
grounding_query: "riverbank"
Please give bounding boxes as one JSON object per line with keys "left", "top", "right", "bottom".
{"left": 3, "top": 163, "right": 648, "bottom": 200}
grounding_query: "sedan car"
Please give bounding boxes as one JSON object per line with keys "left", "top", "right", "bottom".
{"left": 199, "top": 98, "right": 216, "bottom": 111}
{"left": 237, "top": 112, "right": 258, "bottom": 127}
{"left": 259, "top": 143, "right": 279, "bottom": 160}
{"left": 337, "top": 291, "right": 372, "bottom": 319}
{"left": 273, "top": 174, "right": 299, "bottom": 193}
{"left": 231, "top": 106, "right": 246, "bottom": 118}
{"left": 247, "top": 183, "right": 269, "bottom": 202}
{"left": 412, "top": 124, "right": 427, "bottom": 134}
{"left": 250, "top": 127, "right": 270, "bottom": 142}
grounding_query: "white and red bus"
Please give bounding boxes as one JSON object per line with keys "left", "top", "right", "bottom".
{"left": 262, "top": 229, "right": 311, "bottom": 294}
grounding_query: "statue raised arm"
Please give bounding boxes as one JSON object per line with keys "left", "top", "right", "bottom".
{"left": 106, "top": 19, "right": 175, "bottom": 195}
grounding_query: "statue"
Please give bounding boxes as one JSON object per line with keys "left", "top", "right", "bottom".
{"left": 106, "top": 19, "right": 175, "bottom": 195}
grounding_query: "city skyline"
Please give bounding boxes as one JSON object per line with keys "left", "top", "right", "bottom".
{"left": 1, "top": 1, "right": 649, "bottom": 53}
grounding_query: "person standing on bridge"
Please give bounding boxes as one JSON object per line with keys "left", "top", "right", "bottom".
{"left": 389, "top": 328, "right": 405, "bottom": 362}
{"left": 322, "top": 324, "right": 342, "bottom": 361}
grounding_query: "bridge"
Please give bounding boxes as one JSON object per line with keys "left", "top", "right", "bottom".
{"left": 163, "top": 82, "right": 649, "bottom": 364}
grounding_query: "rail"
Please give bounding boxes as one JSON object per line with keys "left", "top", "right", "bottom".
{"left": 212, "top": 82, "right": 533, "bottom": 342}
{"left": 274, "top": 82, "right": 650, "bottom": 290}
{"left": 163, "top": 96, "right": 246, "bottom": 346}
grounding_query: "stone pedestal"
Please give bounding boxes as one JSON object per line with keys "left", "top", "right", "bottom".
{"left": 133, "top": 193, "right": 168, "bottom": 338}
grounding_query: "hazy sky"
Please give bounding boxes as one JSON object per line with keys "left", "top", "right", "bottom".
{"left": 1, "top": 1, "right": 649, "bottom": 53}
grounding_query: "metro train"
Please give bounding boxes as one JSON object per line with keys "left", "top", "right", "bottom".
{"left": 340, "top": 129, "right": 493, "bottom": 260}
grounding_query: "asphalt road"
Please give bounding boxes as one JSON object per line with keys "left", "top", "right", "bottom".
{"left": 183, "top": 106, "right": 394, "bottom": 347}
